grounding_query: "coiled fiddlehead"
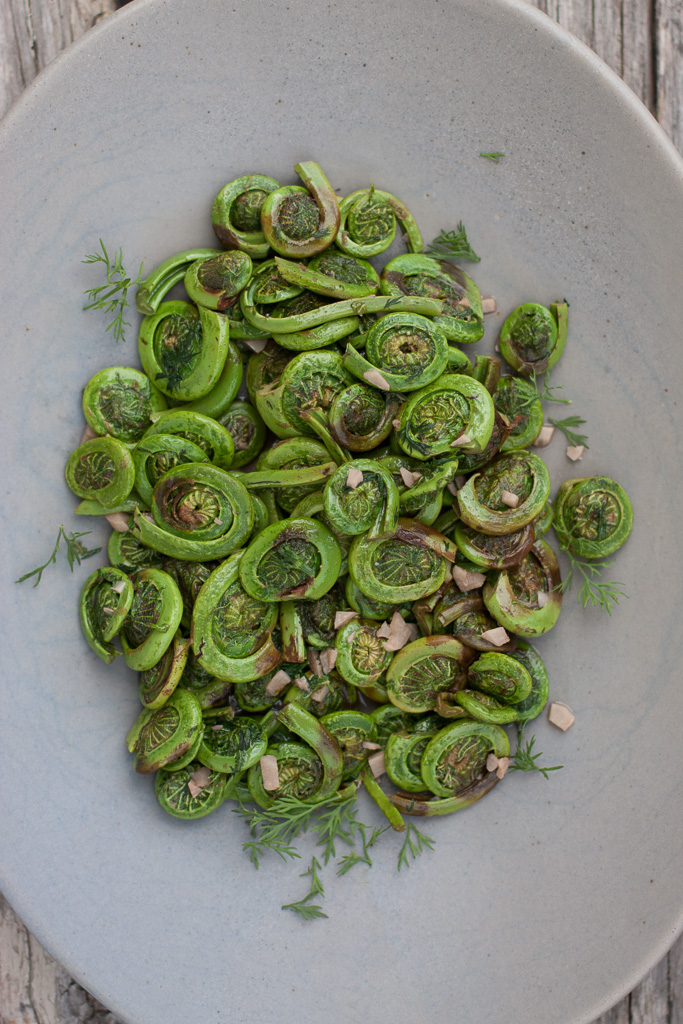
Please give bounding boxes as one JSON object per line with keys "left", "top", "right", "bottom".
{"left": 433, "top": 591, "right": 517, "bottom": 652}
{"left": 132, "top": 434, "right": 209, "bottom": 507}
{"left": 138, "top": 632, "right": 191, "bottom": 709}
{"left": 493, "top": 376, "right": 544, "bottom": 450}
{"left": 219, "top": 400, "right": 266, "bottom": 469}
{"left": 419, "top": 720, "right": 509, "bottom": 798}
{"left": 328, "top": 383, "right": 401, "bottom": 452}
{"left": 255, "top": 438, "right": 333, "bottom": 512}
{"left": 138, "top": 301, "right": 230, "bottom": 401}
{"left": 499, "top": 301, "right": 568, "bottom": 375}
{"left": 385, "top": 730, "right": 436, "bottom": 792}
{"left": 483, "top": 539, "right": 562, "bottom": 637}
{"left": 184, "top": 251, "right": 253, "bottom": 311}
{"left": 453, "top": 520, "right": 536, "bottom": 570}
{"left": 553, "top": 476, "right": 633, "bottom": 558}
{"left": 154, "top": 761, "right": 229, "bottom": 819}
{"left": 349, "top": 518, "right": 455, "bottom": 604}
{"left": 82, "top": 367, "right": 168, "bottom": 445}
{"left": 212, "top": 174, "right": 281, "bottom": 258}
{"left": 120, "top": 567, "right": 184, "bottom": 672}
{"left": 239, "top": 517, "right": 342, "bottom": 602}
{"left": 260, "top": 161, "right": 340, "bottom": 257}
{"left": 380, "top": 254, "right": 484, "bottom": 343}
{"left": 467, "top": 651, "right": 532, "bottom": 704}
{"left": 385, "top": 635, "right": 471, "bottom": 713}
{"left": 395, "top": 373, "right": 495, "bottom": 459}
{"left": 133, "top": 463, "right": 253, "bottom": 561}
{"left": 319, "top": 709, "right": 377, "bottom": 782}
{"left": 65, "top": 437, "right": 136, "bottom": 509}
{"left": 456, "top": 451, "right": 551, "bottom": 535}
{"left": 132, "top": 687, "right": 203, "bottom": 773}
{"left": 344, "top": 313, "right": 449, "bottom": 392}
{"left": 323, "top": 459, "right": 399, "bottom": 539}
{"left": 79, "top": 566, "right": 134, "bottom": 663}
{"left": 143, "top": 409, "right": 235, "bottom": 469}
{"left": 334, "top": 618, "right": 394, "bottom": 689}
{"left": 191, "top": 550, "right": 281, "bottom": 682}
{"left": 337, "top": 186, "right": 423, "bottom": 257}
{"left": 197, "top": 717, "right": 268, "bottom": 773}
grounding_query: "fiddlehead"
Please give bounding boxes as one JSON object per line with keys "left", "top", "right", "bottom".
{"left": 553, "top": 476, "right": 633, "bottom": 558}
{"left": 239, "top": 517, "right": 342, "bottom": 602}
{"left": 395, "top": 373, "right": 495, "bottom": 459}
{"left": 385, "top": 635, "right": 472, "bottom": 713}
{"left": 120, "top": 567, "right": 184, "bottom": 672}
{"left": 456, "top": 451, "right": 551, "bottom": 535}
{"left": 212, "top": 174, "right": 281, "bottom": 258}
{"left": 319, "top": 710, "right": 377, "bottom": 781}
{"left": 65, "top": 437, "right": 136, "bottom": 509}
{"left": 138, "top": 301, "right": 230, "bottom": 401}
{"left": 467, "top": 651, "right": 532, "bottom": 704}
{"left": 219, "top": 400, "right": 266, "bottom": 469}
{"left": 337, "top": 186, "right": 423, "bottom": 257}
{"left": 191, "top": 550, "right": 281, "bottom": 682}
{"left": 380, "top": 254, "right": 484, "bottom": 343}
{"left": 274, "top": 250, "right": 380, "bottom": 300}
{"left": 135, "top": 247, "right": 221, "bottom": 315}
{"left": 184, "top": 251, "right": 253, "bottom": 311}
{"left": 132, "top": 434, "right": 209, "bottom": 506}
{"left": 344, "top": 313, "right": 449, "bottom": 392}
{"left": 155, "top": 761, "right": 229, "bottom": 819}
{"left": 453, "top": 520, "right": 536, "bottom": 570}
{"left": 493, "top": 376, "right": 544, "bottom": 450}
{"left": 419, "top": 720, "right": 509, "bottom": 798}
{"left": 255, "top": 438, "right": 333, "bottom": 513}
{"left": 138, "top": 632, "right": 191, "bottom": 709}
{"left": 196, "top": 717, "right": 268, "bottom": 773}
{"left": 133, "top": 462, "right": 253, "bottom": 561}
{"left": 433, "top": 591, "right": 517, "bottom": 652}
{"left": 483, "top": 539, "right": 562, "bottom": 637}
{"left": 334, "top": 618, "right": 394, "bottom": 689}
{"left": 498, "top": 301, "right": 568, "bottom": 375}
{"left": 131, "top": 687, "right": 203, "bottom": 773}
{"left": 323, "top": 459, "right": 399, "bottom": 539}
{"left": 260, "top": 161, "right": 340, "bottom": 257}
{"left": 348, "top": 518, "right": 455, "bottom": 604}
{"left": 82, "top": 367, "right": 167, "bottom": 445}
{"left": 328, "top": 383, "right": 401, "bottom": 452}
{"left": 79, "top": 566, "right": 134, "bottom": 663}
{"left": 143, "top": 408, "right": 235, "bottom": 469}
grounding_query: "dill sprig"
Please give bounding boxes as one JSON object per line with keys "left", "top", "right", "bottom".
{"left": 16, "top": 526, "right": 101, "bottom": 587}
{"left": 282, "top": 856, "right": 328, "bottom": 920}
{"left": 424, "top": 221, "right": 480, "bottom": 263}
{"left": 558, "top": 549, "right": 628, "bottom": 614}
{"left": 234, "top": 793, "right": 358, "bottom": 869}
{"left": 519, "top": 370, "right": 572, "bottom": 409}
{"left": 510, "top": 726, "right": 563, "bottom": 779}
{"left": 548, "top": 415, "right": 589, "bottom": 448}
{"left": 310, "top": 794, "right": 360, "bottom": 864}
{"left": 480, "top": 152, "right": 504, "bottom": 163}
{"left": 83, "top": 240, "right": 144, "bottom": 343}
{"left": 336, "top": 823, "right": 388, "bottom": 877}
{"left": 397, "top": 822, "right": 435, "bottom": 871}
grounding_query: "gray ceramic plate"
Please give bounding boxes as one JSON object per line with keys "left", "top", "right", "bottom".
{"left": 1, "top": 1, "right": 682, "bottom": 1022}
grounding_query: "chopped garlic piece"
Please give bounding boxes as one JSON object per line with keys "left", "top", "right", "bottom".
{"left": 334, "top": 610, "right": 358, "bottom": 629}
{"left": 548, "top": 702, "right": 575, "bottom": 731}
{"left": 188, "top": 765, "right": 212, "bottom": 798}
{"left": 264, "top": 669, "right": 291, "bottom": 697}
{"left": 311, "top": 684, "right": 330, "bottom": 703}
{"left": 111, "top": 579, "right": 127, "bottom": 594}
{"left": 456, "top": 296, "right": 471, "bottom": 308}
{"left": 259, "top": 754, "right": 280, "bottom": 791}
{"left": 399, "top": 467, "right": 423, "bottom": 489}
{"left": 307, "top": 648, "right": 323, "bottom": 677}
{"left": 537, "top": 591, "right": 549, "bottom": 607}
{"left": 368, "top": 751, "right": 386, "bottom": 778}
{"left": 453, "top": 565, "right": 486, "bottom": 591}
{"left": 392, "top": 418, "right": 402, "bottom": 430}
{"left": 501, "top": 490, "right": 519, "bottom": 508}
{"left": 319, "top": 647, "right": 337, "bottom": 674}
{"left": 376, "top": 621, "right": 393, "bottom": 639}
{"left": 481, "top": 296, "right": 498, "bottom": 314}
{"left": 292, "top": 676, "right": 310, "bottom": 691}
{"left": 105, "top": 512, "right": 130, "bottom": 533}
{"left": 80, "top": 424, "right": 98, "bottom": 444}
{"left": 382, "top": 611, "right": 418, "bottom": 652}
{"left": 480, "top": 626, "right": 510, "bottom": 647}
{"left": 363, "top": 368, "right": 391, "bottom": 391}
{"left": 346, "top": 467, "right": 364, "bottom": 489}
{"left": 362, "top": 741, "right": 381, "bottom": 750}
{"left": 446, "top": 482, "right": 459, "bottom": 497}
{"left": 533, "top": 424, "right": 555, "bottom": 448}
{"left": 450, "top": 433, "right": 471, "bottom": 447}
{"left": 566, "top": 445, "right": 585, "bottom": 461}
{"left": 244, "top": 337, "right": 268, "bottom": 353}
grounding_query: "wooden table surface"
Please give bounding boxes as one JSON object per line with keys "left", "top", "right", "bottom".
{"left": 0, "top": 1, "right": 681, "bottom": 1022}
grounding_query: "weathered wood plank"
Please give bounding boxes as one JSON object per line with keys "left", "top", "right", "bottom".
{"left": 0, "top": 0, "right": 117, "bottom": 121}
{"left": 655, "top": 0, "right": 683, "bottom": 152}
{"left": 630, "top": 952, "right": 670, "bottom": 1024}
{"left": 670, "top": 931, "right": 683, "bottom": 1024}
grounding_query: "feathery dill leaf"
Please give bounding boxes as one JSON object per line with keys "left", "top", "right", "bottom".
{"left": 424, "top": 221, "right": 480, "bottom": 263}
{"left": 16, "top": 526, "right": 100, "bottom": 587}
{"left": 548, "top": 415, "right": 589, "bottom": 448}
{"left": 83, "top": 240, "right": 144, "bottom": 343}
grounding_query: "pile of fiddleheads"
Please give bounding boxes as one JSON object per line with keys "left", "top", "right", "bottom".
{"left": 45, "top": 159, "right": 634, "bottom": 917}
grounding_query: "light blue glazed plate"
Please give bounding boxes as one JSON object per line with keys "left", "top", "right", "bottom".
{"left": 1, "top": 2, "right": 682, "bottom": 1023}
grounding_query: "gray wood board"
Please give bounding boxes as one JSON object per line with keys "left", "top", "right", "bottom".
{"left": 0, "top": 1, "right": 680, "bottom": 1022}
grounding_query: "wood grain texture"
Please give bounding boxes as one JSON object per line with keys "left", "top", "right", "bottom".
{"left": 0, "top": 0, "right": 117, "bottom": 120}
{"left": 0, "top": 1, "right": 681, "bottom": 1023}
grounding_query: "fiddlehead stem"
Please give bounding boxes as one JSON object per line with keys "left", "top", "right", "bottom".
{"left": 135, "top": 248, "right": 221, "bottom": 315}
